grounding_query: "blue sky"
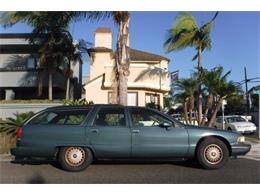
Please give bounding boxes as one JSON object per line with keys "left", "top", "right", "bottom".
{"left": 0, "top": 11, "right": 259, "bottom": 90}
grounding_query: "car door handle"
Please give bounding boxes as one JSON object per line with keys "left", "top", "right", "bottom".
{"left": 90, "top": 129, "right": 99, "bottom": 133}
{"left": 132, "top": 129, "right": 140, "bottom": 134}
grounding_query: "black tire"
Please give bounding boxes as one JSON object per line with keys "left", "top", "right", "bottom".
{"left": 196, "top": 138, "right": 229, "bottom": 169}
{"left": 58, "top": 146, "right": 93, "bottom": 172}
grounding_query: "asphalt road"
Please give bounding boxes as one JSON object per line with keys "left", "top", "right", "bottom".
{"left": 0, "top": 158, "right": 259, "bottom": 184}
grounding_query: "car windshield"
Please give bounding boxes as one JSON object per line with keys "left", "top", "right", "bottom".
{"left": 226, "top": 117, "right": 246, "bottom": 123}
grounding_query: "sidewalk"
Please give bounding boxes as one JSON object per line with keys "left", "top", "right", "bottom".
{"left": 240, "top": 137, "right": 260, "bottom": 161}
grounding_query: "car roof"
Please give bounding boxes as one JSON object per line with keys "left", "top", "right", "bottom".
{"left": 44, "top": 104, "right": 148, "bottom": 111}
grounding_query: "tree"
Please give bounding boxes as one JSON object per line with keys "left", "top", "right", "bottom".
{"left": 203, "top": 68, "right": 241, "bottom": 127}
{"left": 1, "top": 12, "right": 80, "bottom": 100}
{"left": 64, "top": 39, "right": 89, "bottom": 100}
{"left": 173, "top": 78, "right": 199, "bottom": 124}
{"left": 84, "top": 11, "right": 130, "bottom": 105}
{"left": 164, "top": 12, "right": 218, "bottom": 125}
{"left": 199, "top": 66, "right": 231, "bottom": 126}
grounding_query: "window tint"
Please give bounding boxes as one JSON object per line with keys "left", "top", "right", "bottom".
{"left": 94, "top": 108, "right": 126, "bottom": 127}
{"left": 130, "top": 108, "right": 172, "bottom": 127}
{"left": 28, "top": 109, "right": 90, "bottom": 125}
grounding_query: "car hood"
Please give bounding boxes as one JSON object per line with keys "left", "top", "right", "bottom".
{"left": 229, "top": 122, "right": 255, "bottom": 127}
{"left": 185, "top": 124, "right": 222, "bottom": 131}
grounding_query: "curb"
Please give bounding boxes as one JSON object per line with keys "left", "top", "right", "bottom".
{"left": 0, "top": 154, "right": 14, "bottom": 162}
{"left": 245, "top": 137, "right": 260, "bottom": 144}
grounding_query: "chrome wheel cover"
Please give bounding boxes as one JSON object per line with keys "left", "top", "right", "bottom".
{"left": 65, "top": 147, "right": 86, "bottom": 167}
{"left": 203, "top": 144, "right": 223, "bottom": 165}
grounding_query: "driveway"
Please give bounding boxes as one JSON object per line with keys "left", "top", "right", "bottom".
{"left": 0, "top": 158, "right": 259, "bottom": 184}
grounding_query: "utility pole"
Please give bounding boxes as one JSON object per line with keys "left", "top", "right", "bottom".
{"left": 244, "top": 67, "right": 250, "bottom": 115}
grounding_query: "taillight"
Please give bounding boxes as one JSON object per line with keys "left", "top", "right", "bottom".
{"left": 17, "top": 127, "right": 22, "bottom": 140}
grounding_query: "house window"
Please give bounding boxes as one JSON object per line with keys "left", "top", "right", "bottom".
{"left": 145, "top": 93, "right": 160, "bottom": 109}
{"left": 27, "top": 57, "right": 35, "bottom": 69}
{"left": 108, "top": 91, "right": 138, "bottom": 106}
{"left": 127, "top": 92, "right": 138, "bottom": 106}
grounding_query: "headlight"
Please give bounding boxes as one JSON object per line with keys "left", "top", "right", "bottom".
{"left": 237, "top": 136, "right": 245, "bottom": 143}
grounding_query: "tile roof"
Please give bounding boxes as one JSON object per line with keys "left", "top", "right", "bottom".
{"left": 88, "top": 47, "right": 170, "bottom": 62}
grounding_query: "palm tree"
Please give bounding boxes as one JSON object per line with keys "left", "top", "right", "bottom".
{"left": 173, "top": 78, "right": 199, "bottom": 124}
{"left": 83, "top": 11, "right": 130, "bottom": 105}
{"left": 164, "top": 12, "right": 218, "bottom": 125}
{"left": 1, "top": 12, "right": 79, "bottom": 100}
{"left": 199, "top": 66, "right": 231, "bottom": 126}
{"left": 64, "top": 39, "right": 89, "bottom": 100}
{"left": 208, "top": 81, "right": 240, "bottom": 127}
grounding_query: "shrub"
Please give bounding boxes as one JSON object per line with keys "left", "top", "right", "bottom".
{"left": 63, "top": 99, "right": 94, "bottom": 106}
{"left": 0, "top": 112, "right": 35, "bottom": 137}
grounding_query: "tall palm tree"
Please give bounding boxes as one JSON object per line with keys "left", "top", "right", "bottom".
{"left": 173, "top": 78, "right": 199, "bottom": 124}
{"left": 199, "top": 66, "right": 231, "bottom": 126}
{"left": 64, "top": 39, "right": 89, "bottom": 100}
{"left": 164, "top": 12, "right": 218, "bottom": 125}
{"left": 83, "top": 11, "right": 130, "bottom": 105}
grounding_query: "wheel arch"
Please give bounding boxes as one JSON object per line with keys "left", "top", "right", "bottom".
{"left": 195, "top": 135, "right": 232, "bottom": 157}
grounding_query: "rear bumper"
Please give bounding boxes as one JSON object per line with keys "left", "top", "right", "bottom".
{"left": 231, "top": 143, "right": 251, "bottom": 156}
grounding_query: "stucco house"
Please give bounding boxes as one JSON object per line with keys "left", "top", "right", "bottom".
{"left": 0, "top": 33, "right": 82, "bottom": 100}
{"left": 85, "top": 28, "right": 171, "bottom": 109}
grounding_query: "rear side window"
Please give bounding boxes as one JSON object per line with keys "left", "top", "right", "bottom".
{"left": 93, "top": 107, "right": 126, "bottom": 127}
{"left": 130, "top": 108, "right": 173, "bottom": 127}
{"left": 28, "top": 109, "right": 90, "bottom": 125}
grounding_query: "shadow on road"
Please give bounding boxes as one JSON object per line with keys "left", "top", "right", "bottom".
{"left": 10, "top": 158, "right": 203, "bottom": 171}
{"left": 11, "top": 158, "right": 61, "bottom": 169}
{"left": 27, "top": 173, "right": 46, "bottom": 184}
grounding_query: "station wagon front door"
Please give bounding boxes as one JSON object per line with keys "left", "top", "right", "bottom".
{"left": 88, "top": 107, "right": 131, "bottom": 158}
{"left": 129, "top": 108, "right": 189, "bottom": 158}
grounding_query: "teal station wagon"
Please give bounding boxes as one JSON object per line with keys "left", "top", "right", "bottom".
{"left": 11, "top": 104, "right": 251, "bottom": 171}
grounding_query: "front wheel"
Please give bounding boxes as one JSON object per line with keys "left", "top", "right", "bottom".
{"left": 196, "top": 138, "right": 229, "bottom": 169}
{"left": 58, "top": 146, "right": 93, "bottom": 172}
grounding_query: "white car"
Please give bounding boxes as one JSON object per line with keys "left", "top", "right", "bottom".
{"left": 215, "top": 115, "right": 257, "bottom": 134}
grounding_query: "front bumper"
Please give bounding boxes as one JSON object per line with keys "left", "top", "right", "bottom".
{"left": 231, "top": 143, "right": 251, "bottom": 156}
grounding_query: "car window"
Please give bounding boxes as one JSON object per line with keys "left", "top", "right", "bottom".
{"left": 93, "top": 107, "right": 126, "bottom": 127}
{"left": 216, "top": 117, "right": 221, "bottom": 123}
{"left": 28, "top": 109, "right": 90, "bottom": 125}
{"left": 130, "top": 108, "right": 173, "bottom": 127}
{"left": 226, "top": 117, "right": 246, "bottom": 123}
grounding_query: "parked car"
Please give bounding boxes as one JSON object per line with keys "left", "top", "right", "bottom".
{"left": 11, "top": 105, "right": 250, "bottom": 172}
{"left": 215, "top": 115, "right": 257, "bottom": 134}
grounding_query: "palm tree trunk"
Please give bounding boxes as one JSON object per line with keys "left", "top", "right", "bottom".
{"left": 117, "top": 17, "right": 130, "bottom": 106}
{"left": 65, "top": 60, "right": 71, "bottom": 100}
{"left": 48, "top": 70, "right": 53, "bottom": 100}
{"left": 119, "top": 69, "right": 128, "bottom": 105}
{"left": 184, "top": 100, "right": 188, "bottom": 124}
{"left": 37, "top": 70, "right": 43, "bottom": 97}
{"left": 201, "top": 94, "right": 213, "bottom": 126}
{"left": 66, "top": 77, "right": 70, "bottom": 100}
{"left": 197, "top": 44, "right": 203, "bottom": 126}
{"left": 208, "top": 97, "right": 224, "bottom": 127}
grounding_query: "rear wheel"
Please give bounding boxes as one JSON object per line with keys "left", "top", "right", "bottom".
{"left": 58, "top": 146, "right": 93, "bottom": 172}
{"left": 196, "top": 138, "right": 229, "bottom": 169}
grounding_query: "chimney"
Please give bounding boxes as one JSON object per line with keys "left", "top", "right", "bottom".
{"left": 95, "top": 27, "right": 112, "bottom": 49}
